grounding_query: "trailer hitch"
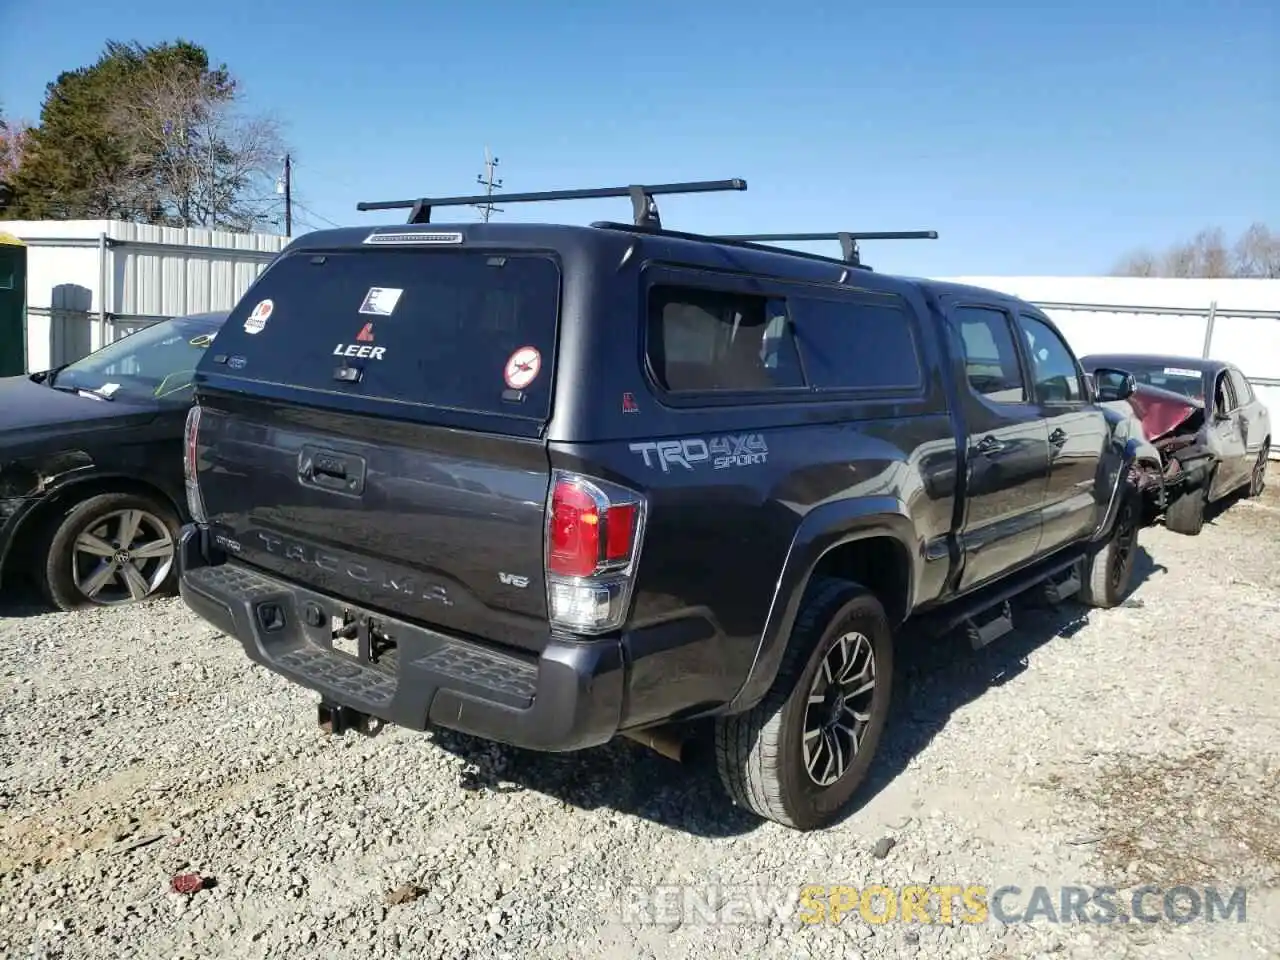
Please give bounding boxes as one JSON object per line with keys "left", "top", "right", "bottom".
{"left": 317, "top": 700, "right": 384, "bottom": 738}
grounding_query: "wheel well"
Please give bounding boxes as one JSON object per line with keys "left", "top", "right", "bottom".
{"left": 1, "top": 476, "right": 183, "bottom": 582}
{"left": 808, "top": 535, "right": 911, "bottom": 626}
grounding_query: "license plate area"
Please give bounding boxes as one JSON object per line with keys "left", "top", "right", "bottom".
{"left": 325, "top": 606, "right": 398, "bottom": 672}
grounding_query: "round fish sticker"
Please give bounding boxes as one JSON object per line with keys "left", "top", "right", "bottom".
{"left": 243, "top": 299, "right": 273, "bottom": 335}
{"left": 504, "top": 346, "right": 542, "bottom": 390}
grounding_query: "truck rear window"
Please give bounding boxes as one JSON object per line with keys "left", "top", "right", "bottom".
{"left": 209, "top": 249, "right": 560, "bottom": 420}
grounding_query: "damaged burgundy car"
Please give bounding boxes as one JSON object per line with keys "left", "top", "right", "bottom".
{"left": 1082, "top": 353, "right": 1272, "bottom": 535}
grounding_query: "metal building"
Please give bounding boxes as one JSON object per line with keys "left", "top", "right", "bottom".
{"left": 1, "top": 219, "right": 288, "bottom": 373}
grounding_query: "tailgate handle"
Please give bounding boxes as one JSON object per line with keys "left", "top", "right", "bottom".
{"left": 298, "top": 446, "right": 367, "bottom": 497}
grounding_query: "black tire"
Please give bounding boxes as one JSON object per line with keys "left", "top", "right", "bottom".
{"left": 1079, "top": 493, "right": 1140, "bottom": 608}
{"left": 1164, "top": 484, "right": 1207, "bottom": 536}
{"left": 1246, "top": 442, "right": 1269, "bottom": 499}
{"left": 41, "top": 492, "right": 182, "bottom": 612}
{"left": 714, "top": 577, "right": 894, "bottom": 831}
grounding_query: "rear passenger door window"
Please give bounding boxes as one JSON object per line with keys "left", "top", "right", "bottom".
{"left": 647, "top": 284, "right": 805, "bottom": 393}
{"left": 1014, "top": 313, "right": 1085, "bottom": 403}
{"left": 954, "top": 306, "right": 1026, "bottom": 403}
{"left": 788, "top": 293, "right": 923, "bottom": 392}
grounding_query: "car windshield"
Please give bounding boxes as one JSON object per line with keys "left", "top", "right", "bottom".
{"left": 49, "top": 317, "right": 221, "bottom": 404}
{"left": 1095, "top": 362, "right": 1206, "bottom": 403}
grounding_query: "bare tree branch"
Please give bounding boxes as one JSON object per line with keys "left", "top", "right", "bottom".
{"left": 104, "top": 51, "right": 285, "bottom": 230}
{"left": 1112, "top": 223, "right": 1278, "bottom": 278}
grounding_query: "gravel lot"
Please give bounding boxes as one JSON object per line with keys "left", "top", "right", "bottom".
{"left": 2, "top": 469, "right": 1279, "bottom": 960}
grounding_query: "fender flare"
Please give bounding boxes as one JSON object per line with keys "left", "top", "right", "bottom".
{"left": 723, "top": 495, "right": 917, "bottom": 714}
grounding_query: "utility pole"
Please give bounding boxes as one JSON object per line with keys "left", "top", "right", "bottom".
{"left": 283, "top": 153, "right": 293, "bottom": 237}
{"left": 472, "top": 147, "right": 503, "bottom": 222}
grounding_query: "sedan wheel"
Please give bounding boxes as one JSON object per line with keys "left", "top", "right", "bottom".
{"left": 71, "top": 508, "right": 175, "bottom": 605}
{"left": 41, "top": 492, "right": 182, "bottom": 611}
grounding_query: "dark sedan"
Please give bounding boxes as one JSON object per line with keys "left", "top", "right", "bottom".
{"left": 0, "top": 311, "right": 228, "bottom": 609}
{"left": 1081, "top": 352, "right": 1272, "bottom": 535}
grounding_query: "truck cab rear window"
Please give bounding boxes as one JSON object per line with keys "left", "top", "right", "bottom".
{"left": 209, "top": 250, "right": 561, "bottom": 420}
{"left": 646, "top": 285, "right": 804, "bottom": 393}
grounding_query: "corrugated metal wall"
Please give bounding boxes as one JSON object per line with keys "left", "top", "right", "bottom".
{"left": 3, "top": 219, "right": 289, "bottom": 371}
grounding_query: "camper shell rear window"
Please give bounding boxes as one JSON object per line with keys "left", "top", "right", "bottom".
{"left": 206, "top": 249, "right": 561, "bottom": 422}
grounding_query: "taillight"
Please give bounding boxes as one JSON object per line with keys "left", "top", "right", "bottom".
{"left": 183, "top": 406, "right": 208, "bottom": 524}
{"left": 545, "top": 471, "right": 647, "bottom": 634}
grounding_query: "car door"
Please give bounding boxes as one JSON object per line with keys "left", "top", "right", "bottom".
{"left": 949, "top": 302, "right": 1050, "bottom": 593}
{"left": 1208, "top": 370, "right": 1248, "bottom": 498}
{"left": 1228, "top": 367, "right": 1267, "bottom": 473}
{"left": 1013, "top": 310, "right": 1109, "bottom": 556}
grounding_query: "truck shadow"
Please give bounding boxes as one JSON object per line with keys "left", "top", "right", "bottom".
{"left": 425, "top": 543, "right": 1166, "bottom": 838}
{"left": 834, "top": 542, "right": 1167, "bottom": 827}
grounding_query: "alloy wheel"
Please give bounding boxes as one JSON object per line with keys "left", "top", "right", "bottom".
{"left": 71, "top": 508, "right": 175, "bottom": 605}
{"left": 802, "top": 631, "right": 877, "bottom": 787}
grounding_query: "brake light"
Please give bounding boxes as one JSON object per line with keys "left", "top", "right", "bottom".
{"left": 183, "top": 406, "right": 208, "bottom": 524}
{"left": 545, "top": 471, "right": 647, "bottom": 634}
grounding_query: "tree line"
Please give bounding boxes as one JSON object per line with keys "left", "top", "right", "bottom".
{"left": 0, "top": 40, "right": 288, "bottom": 232}
{"left": 1111, "top": 223, "right": 1279, "bottom": 279}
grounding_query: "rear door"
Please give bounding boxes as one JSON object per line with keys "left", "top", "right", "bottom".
{"left": 191, "top": 243, "right": 563, "bottom": 653}
{"left": 1209, "top": 370, "right": 1248, "bottom": 497}
{"left": 948, "top": 302, "right": 1050, "bottom": 592}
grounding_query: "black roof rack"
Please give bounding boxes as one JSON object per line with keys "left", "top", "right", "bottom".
{"left": 709, "top": 231, "right": 938, "bottom": 268}
{"left": 356, "top": 178, "right": 747, "bottom": 227}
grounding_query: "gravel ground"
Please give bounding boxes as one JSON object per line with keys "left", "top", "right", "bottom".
{"left": 2, "top": 469, "right": 1279, "bottom": 960}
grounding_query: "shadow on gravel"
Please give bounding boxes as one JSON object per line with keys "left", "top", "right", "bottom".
{"left": 426, "top": 727, "right": 762, "bottom": 838}
{"left": 0, "top": 580, "right": 54, "bottom": 619}
{"left": 424, "top": 544, "right": 1167, "bottom": 838}
{"left": 825, "top": 542, "right": 1167, "bottom": 828}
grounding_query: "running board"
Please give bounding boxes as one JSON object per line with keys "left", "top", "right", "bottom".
{"left": 924, "top": 544, "right": 1088, "bottom": 637}
{"left": 1041, "top": 564, "right": 1083, "bottom": 605}
{"left": 963, "top": 600, "right": 1014, "bottom": 650}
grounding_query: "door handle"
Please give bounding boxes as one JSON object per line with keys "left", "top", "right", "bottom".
{"left": 975, "top": 435, "right": 1006, "bottom": 456}
{"left": 1049, "top": 428, "right": 1067, "bottom": 447}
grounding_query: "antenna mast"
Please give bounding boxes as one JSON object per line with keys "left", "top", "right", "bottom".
{"left": 472, "top": 147, "right": 503, "bottom": 222}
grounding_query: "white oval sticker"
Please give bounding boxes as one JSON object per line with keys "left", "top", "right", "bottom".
{"left": 244, "top": 299, "right": 274, "bottom": 334}
{"left": 504, "top": 346, "right": 542, "bottom": 390}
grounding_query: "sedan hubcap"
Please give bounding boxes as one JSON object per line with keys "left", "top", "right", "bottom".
{"left": 72, "top": 509, "right": 174, "bottom": 605}
{"left": 803, "top": 631, "right": 877, "bottom": 787}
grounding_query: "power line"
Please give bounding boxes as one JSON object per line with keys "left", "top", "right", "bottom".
{"left": 472, "top": 147, "right": 503, "bottom": 222}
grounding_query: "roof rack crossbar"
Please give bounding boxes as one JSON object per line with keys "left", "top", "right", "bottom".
{"left": 356, "top": 178, "right": 748, "bottom": 226}
{"left": 711, "top": 231, "right": 938, "bottom": 266}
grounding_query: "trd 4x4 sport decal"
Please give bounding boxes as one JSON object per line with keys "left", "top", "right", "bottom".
{"left": 629, "top": 434, "right": 769, "bottom": 473}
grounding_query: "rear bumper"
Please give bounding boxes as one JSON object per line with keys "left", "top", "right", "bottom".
{"left": 177, "top": 524, "right": 627, "bottom": 751}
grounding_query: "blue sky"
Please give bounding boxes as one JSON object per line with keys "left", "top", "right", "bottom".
{"left": 2, "top": 0, "right": 1276, "bottom": 276}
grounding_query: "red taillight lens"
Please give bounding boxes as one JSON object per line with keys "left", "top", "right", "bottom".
{"left": 604, "top": 503, "right": 637, "bottom": 562}
{"left": 547, "top": 478, "right": 641, "bottom": 578}
{"left": 548, "top": 480, "right": 601, "bottom": 577}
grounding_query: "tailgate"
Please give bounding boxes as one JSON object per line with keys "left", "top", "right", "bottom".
{"left": 190, "top": 244, "right": 562, "bottom": 652}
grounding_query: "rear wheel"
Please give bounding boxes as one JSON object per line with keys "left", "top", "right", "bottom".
{"left": 714, "top": 578, "right": 894, "bottom": 831}
{"left": 41, "top": 492, "right": 181, "bottom": 611}
{"left": 1246, "top": 443, "right": 1269, "bottom": 498}
{"left": 1080, "top": 493, "right": 1140, "bottom": 608}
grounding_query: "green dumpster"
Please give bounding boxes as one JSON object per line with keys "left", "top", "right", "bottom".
{"left": 0, "top": 231, "right": 26, "bottom": 376}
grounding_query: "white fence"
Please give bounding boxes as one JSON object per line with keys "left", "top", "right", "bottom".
{"left": 940, "top": 277, "right": 1280, "bottom": 458}
{"left": 4, "top": 219, "right": 289, "bottom": 372}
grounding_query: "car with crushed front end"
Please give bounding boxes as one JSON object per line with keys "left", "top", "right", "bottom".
{"left": 175, "top": 179, "right": 1165, "bottom": 831}
{"left": 0, "top": 311, "right": 228, "bottom": 610}
{"left": 1082, "top": 353, "right": 1271, "bottom": 535}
